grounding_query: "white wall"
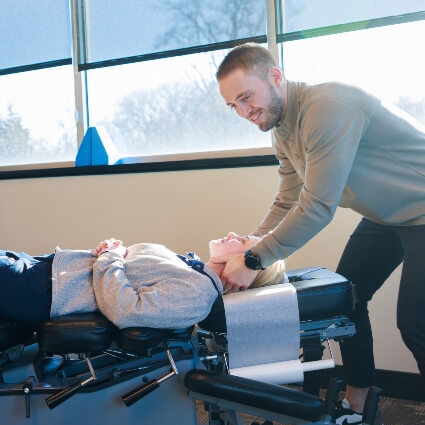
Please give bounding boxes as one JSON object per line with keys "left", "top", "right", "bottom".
{"left": 0, "top": 165, "right": 418, "bottom": 373}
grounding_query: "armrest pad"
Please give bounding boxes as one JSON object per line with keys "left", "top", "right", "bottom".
{"left": 185, "top": 369, "right": 324, "bottom": 422}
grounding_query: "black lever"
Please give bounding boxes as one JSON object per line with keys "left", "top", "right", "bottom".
{"left": 362, "top": 386, "right": 382, "bottom": 425}
{"left": 122, "top": 349, "right": 178, "bottom": 407}
{"left": 122, "top": 378, "right": 161, "bottom": 406}
{"left": 46, "top": 354, "right": 96, "bottom": 409}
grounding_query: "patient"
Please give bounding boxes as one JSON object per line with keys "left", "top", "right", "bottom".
{"left": 0, "top": 233, "right": 286, "bottom": 329}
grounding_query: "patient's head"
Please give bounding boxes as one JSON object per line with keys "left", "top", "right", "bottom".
{"left": 209, "top": 232, "right": 260, "bottom": 258}
{"left": 208, "top": 232, "right": 286, "bottom": 288}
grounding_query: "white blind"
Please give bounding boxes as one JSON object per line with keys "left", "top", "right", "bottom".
{"left": 79, "top": 0, "right": 266, "bottom": 67}
{"left": 280, "top": 0, "right": 425, "bottom": 34}
{"left": 0, "top": 0, "right": 71, "bottom": 73}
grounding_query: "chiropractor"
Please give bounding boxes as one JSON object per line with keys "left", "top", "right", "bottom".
{"left": 214, "top": 42, "right": 425, "bottom": 422}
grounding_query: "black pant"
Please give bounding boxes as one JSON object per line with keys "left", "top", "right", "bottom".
{"left": 337, "top": 218, "right": 425, "bottom": 387}
{"left": 0, "top": 250, "right": 53, "bottom": 325}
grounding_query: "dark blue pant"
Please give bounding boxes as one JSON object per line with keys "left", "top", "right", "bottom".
{"left": 337, "top": 218, "right": 425, "bottom": 387}
{"left": 0, "top": 250, "right": 53, "bottom": 325}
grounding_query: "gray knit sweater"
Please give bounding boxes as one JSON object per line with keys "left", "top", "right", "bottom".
{"left": 50, "top": 243, "right": 223, "bottom": 329}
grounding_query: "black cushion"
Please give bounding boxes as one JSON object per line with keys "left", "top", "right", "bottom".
{"left": 37, "top": 313, "right": 193, "bottom": 355}
{"left": 117, "top": 326, "right": 194, "bottom": 354}
{"left": 198, "top": 267, "right": 355, "bottom": 332}
{"left": 37, "top": 312, "right": 116, "bottom": 354}
{"left": 185, "top": 369, "right": 324, "bottom": 422}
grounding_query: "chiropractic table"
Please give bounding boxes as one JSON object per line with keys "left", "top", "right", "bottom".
{"left": 0, "top": 267, "right": 382, "bottom": 425}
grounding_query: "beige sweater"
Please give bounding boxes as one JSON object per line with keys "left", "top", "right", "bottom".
{"left": 253, "top": 81, "right": 425, "bottom": 267}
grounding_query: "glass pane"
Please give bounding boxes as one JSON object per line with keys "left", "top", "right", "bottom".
{"left": 282, "top": 20, "right": 425, "bottom": 126}
{"left": 280, "top": 0, "right": 425, "bottom": 33}
{"left": 87, "top": 50, "right": 270, "bottom": 157}
{"left": 0, "top": 66, "right": 77, "bottom": 166}
{"left": 83, "top": 0, "right": 266, "bottom": 65}
{"left": 0, "top": 0, "right": 71, "bottom": 72}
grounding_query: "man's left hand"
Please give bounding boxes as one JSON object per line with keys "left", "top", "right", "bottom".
{"left": 211, "top": 253, "right": 259, "bottom": 291}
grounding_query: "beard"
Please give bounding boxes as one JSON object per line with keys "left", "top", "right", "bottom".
{"left": 258, "top": 85, "right": 285, "bottom": 132}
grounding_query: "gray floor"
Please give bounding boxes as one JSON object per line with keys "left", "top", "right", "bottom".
{"left": 197, "top": 395, "right": 425, "bottom": 424}
{"left": 379, "top": 396, "right": 425, "bottom": 425}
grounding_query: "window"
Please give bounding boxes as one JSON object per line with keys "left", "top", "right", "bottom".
{"left": 1, "top": 0, "right": 424, "bottom": 173}
{"left": 0, "top": 0, "right": 74, "bottom": 168}
{"left": 87, "top": 50, "right": 270, "bottom": 158}
{"left": 281, "top": 20, "right": 425, "bottom": 126}
{"left": 0, "top": 66, "right": 76, "bottom": 166}
{"left": 84, "top": 0, "right": 269, "bottom": 161}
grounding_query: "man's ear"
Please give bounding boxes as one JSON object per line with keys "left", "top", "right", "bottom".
{"left": 268, "top": 67, "right": 283, "bottom": 88}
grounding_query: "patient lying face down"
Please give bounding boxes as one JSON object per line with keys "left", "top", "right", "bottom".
{"left": 0, "top": 234, "right": 286, "bottom": 329}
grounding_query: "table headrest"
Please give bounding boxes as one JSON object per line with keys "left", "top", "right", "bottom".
{"left": 198, "top": 267, "right": 355, "bottom": 333}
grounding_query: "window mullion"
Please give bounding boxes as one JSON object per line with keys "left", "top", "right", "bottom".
{"left": 70, "top": 0, "right": 89, "bottom": 146}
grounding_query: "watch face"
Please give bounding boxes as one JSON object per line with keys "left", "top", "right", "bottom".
{"left": 244, "top": 251, "right": 261, "bottom": 270}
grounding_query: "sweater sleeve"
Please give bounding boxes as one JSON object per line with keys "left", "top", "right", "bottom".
{"left": 92, "top": 252, "right": 142, "bottom": 328}
{"left": 254, "top": 98, "right": 371, "bottom": 266}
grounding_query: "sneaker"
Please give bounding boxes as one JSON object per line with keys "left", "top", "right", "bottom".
{"left": 334, "top": 398, "right": 384, "bottom": 425}
{"left": 334, "top": 398, "right": 362, "bottom": 424}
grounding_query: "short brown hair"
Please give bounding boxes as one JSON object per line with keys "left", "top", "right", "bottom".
{"left": 216, "top": 42, "right": 278, "bottom": 81}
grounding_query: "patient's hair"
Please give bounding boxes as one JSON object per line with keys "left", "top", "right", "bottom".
{"left": 250, "top": 259, "right": 287, "bottom": 289}
{"left": 216, "top": 42, "right": 278, "bottom": 82}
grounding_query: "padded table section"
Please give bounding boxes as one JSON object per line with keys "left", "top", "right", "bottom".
{"left": 185, "top": 369, "right": 324, "bottom": 422}
{"left": 38, "top": 312, "right": 116, "bottom": 354}
{"left": 199, "top": 267, "right": 355, "bottom": 332}
{"left": 117, "top": 326, "right": 194, "bottom": 354}
{"left": 0, "top": 320, "right": 34, "bottom": 351}
{"left": 38, "top": 311, "right": 194, "bottom": 355}
{"left": 287, "top": 267, "right": 355, "bottom": 321}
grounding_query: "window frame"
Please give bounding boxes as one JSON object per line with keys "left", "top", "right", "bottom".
{"left": 0, "top": 1, "right": 424, "bottom": 179}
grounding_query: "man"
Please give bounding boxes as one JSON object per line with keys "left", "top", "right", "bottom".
{"left": 215, "top": 42, "right": 425, "bottom": 424}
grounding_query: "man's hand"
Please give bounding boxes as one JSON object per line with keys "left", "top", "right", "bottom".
{"left": 211, "top": 253, "right": 259, "bottom": 291}
{"left": 93, "top": 238, "right": 127, "bottom": 258}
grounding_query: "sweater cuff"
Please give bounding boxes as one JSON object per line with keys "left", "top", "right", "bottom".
{"left": 252, "top": 235, "right": 286, "bottom": 268}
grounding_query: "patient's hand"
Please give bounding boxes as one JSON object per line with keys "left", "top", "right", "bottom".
{"left": 211, "top": 253, "right": 258, "bottom": 291}
{"left": 94, "top": 238, "right": 127, "bottom": 258}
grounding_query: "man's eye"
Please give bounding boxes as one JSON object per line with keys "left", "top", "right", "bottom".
{"left": 242, "top": 94, "right": 252, "bottom": 102}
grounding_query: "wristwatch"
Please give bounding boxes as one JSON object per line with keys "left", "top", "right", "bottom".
{"left": 244, "top": 249, "right": 265, "bottom": 270}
